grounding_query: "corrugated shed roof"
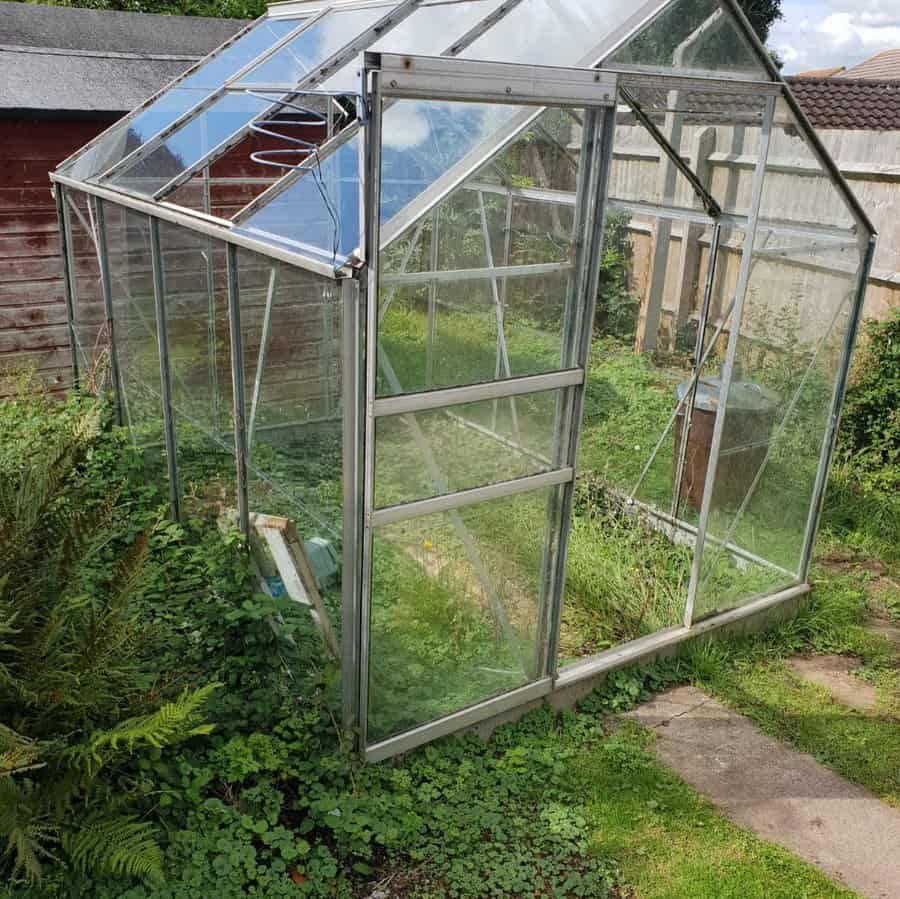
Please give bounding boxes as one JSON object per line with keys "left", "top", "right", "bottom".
{"left": 787, "top": 77, "right": 900, "bottom": 131}
{"left": 0, "top": 1, "right": 244, "bottom": 113}
{"left": 841, "top": 49, "right": 900, "bottom": 81}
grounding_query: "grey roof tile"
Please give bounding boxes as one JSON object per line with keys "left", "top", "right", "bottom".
{"left": 0, "top": 1, "right": 244, "bottom": 112}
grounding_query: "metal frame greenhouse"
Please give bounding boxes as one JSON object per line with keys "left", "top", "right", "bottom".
{"left": 52, "top": 0, "right": 876, "bottom": 762}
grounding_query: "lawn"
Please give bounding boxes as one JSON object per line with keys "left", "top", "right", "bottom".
{"left": 3, "top": 305, "right": 898, "bottom": 897}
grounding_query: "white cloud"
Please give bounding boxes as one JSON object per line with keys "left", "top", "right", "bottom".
{"left": 818, "top": 11, "right": 900, "bottom": 48}
{"left": 771, "top": 0, "right": 900, "bottom": 74}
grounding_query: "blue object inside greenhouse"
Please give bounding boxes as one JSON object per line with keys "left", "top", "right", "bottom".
{"left": 264, "top": 574, "right": 288, "bottom": 598}
{"left": 305, "top": 537, "right": 340, "bottom": 589}
{"left": 264, "top": 537, "right": 339, "bottom": 599}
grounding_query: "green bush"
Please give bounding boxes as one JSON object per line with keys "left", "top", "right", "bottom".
{"left": 841, "top": 308, "right": 900, "bottom": 474}
{"left": 595, "top": 211, "right": 640, "bottom": 341}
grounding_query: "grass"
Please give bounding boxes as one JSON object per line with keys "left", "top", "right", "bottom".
{"left": 681, "top": 564, "right": 900, "bottom": 807}
{"left": 576, "top": 723, "right": 857, "bottom": 899}
{"left": 64, "top": 294, "right": 900, "bottom": 895}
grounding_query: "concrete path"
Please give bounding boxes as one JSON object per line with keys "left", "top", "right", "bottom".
{"left": 628, "top": 686, "right": 900, "bottom": 899}
{"left": 787, "top": 655, "right": 879, "bottom": 712}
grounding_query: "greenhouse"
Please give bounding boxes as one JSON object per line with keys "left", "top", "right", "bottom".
{"left": 52, "top": 0, "right": 876, "bottom": 762}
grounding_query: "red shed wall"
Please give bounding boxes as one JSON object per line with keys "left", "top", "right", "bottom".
{"left": 0, "top": 115, "right": 332, "bottom": 399}
{"left": 0, "top": 115, "right": 119, "bottom": 395}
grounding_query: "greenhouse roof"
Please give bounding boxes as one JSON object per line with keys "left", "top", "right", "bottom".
{"left": 52, "top": 0, "right": 875, "bottom": 279}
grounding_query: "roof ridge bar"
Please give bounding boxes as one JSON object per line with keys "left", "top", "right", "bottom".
{"left": 55, "top": 14, "right": 266, "bottom": 174}
{"left": 96, "top": 10, "right": 329, "bottom": 183}
{"left": 231, "top": 0, "right": 528, "bottom": 223}
{"left": 148, "top": 0, "right": 425, "bottom": 201}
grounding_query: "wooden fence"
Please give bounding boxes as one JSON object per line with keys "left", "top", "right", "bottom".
{"left": 611, "top": 118, "right": 900, "bottom": 354}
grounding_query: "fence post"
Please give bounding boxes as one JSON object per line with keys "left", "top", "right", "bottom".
{"left": 670, "top": 127, "right": 717, "bottom": 348}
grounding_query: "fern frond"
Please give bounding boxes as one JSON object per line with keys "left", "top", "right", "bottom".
{"left": 69, "top": 682, "right": 220, "bottom": 776}
{"left": 62, "top": 814, "right": 163, "bottom": 883}
{"left": 0, "top": 725, "right": 42, "bottom": 777}
{"left": 0, "top": 778, "right": 58, "bottom": 882}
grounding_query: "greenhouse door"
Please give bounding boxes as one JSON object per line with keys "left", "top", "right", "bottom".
{"left": 352, "top": 55, "right": 618, "bottom": 761}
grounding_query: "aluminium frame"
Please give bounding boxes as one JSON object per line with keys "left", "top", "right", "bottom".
{"left": 50, "top": 0, "right": 878, "bottom": 765}
{"left": 352, "top": 53, "right": 619, "bottom": 761}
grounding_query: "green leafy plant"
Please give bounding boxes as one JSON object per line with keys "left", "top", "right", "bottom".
{"left": 841, "top": 308, "right": 900, "bottom": 475}
{"left": 0, "top": 389, "right": 217, "bottom": 884}
{"left": 596, "top": 211, "right": 641, "bottom": 341}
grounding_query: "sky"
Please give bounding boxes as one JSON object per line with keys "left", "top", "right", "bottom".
{"left": 770, "top": 0, "right": 900, "bottom": 74}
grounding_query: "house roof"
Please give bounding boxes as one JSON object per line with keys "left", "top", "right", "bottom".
{"left": 0, "top": 1, "right": 245, "bottom": 113}
{"left": 786, "top": 77, "right": 900, "bottom": 131}
{"left": 841, "top": 49, "right": 900, "bottom": 80}
{"left": 794, "top": 65, "right": 846, "bottom": 78}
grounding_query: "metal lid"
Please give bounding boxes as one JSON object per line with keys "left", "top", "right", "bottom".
{"left": 677, "top": 377, "right": 779, "bottom": 413}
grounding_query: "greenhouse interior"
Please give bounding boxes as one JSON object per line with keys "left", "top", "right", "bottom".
{"left": 52, "top": 0, "right": 876, "bottom": 761}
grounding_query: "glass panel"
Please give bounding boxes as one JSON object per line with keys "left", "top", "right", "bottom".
{"left": 61, "top": 17, "right": 302, "bottom": 181}
{"left": 379, "top": 266, "right": 573, "bottom": 394}
{"left": 374, "top": 389, "right": 560, "bottom": 508}
{"left": 319, "top": 0, "right": 498, "bottom": 94}
{"left": 606, "top": 0, "right": 770, "bottom": 80}
{"left": 232, "top": 248, "right": 344, "bottom": 544}
{"left": 66, "top": 89, "right": 211, "bottom": 182}
{"left": 235, "top": 4, "right": 395, "bottom": 88}
{"left": 237, "top": 134, "right": 362, "bottom": 265}
{"left": 166, "top": 130, "right": 295, "bottom": 216}
{"left": 367, "top": 486, "right": 557, "bottom": 743}
{"left": 554, "top": 216, "right": 731, "bottom": 666}
{"left": 692, "top": 232, "right": 865, "bottom": 620}
{"left": 760, "top": 98, "right": 857, "bottom": 234}
{"left": 459, "top": 0, "right": 655, "bottom": 65}
{"left": 237, "top": 100, "right": 524, "bottom": 265}
{"left": 629, "top": 228, "right": 743, "bottom": 525}
{"left": 178, "top": 19, "right": 303, "bottom": 91}
{"left": 64, "top": 192, "right": 106, "bottom": 382}
{"left": 376, "top": 105, "right": 582, "bottom": 394}
{"left": 610, "top": 82, "right": 768, "bottom": 216}
{"left": 104, "top": 205, "right": 165, "bottom": 453}
{"left": 157, "top": 220, "right": 233, "bottom": 439}
{"left": 111, "top": 93, "right": 274, "bottom": 197}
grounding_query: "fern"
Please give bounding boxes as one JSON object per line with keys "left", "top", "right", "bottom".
{"left": 62, "top": 814, "right": 163, "bottom": 883}
{"left": 0, "top": 388, "right": 219, "bottom": 884}
{"left": 0, "top": 778, "right": 58, "bottom": 882}
{"left": 70, "top": 682, "right": 220, "bottom": 776}
{"left": 0, "top": 725, "right": 41, "bottom": 777}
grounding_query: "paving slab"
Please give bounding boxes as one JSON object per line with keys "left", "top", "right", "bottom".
{"left": 788, "top": 655, "right": 879, "bottom": 712}
{"left": 628, "top": 685, "right": 900, "bottom": 899}
{"left": 867, "top": 620, "right": 900, "bottom": 653}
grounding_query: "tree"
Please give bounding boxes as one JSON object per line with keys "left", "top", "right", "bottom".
{"left": 738, "top": 0, "right": 783, "bottom": 44}
{"left": 610, "top": 0, "right": 782, "bottom": 73}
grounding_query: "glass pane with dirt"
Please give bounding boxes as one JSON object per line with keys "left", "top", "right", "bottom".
{"left": 690, "top": 232, "right": 865, "bottom": 620}
{"left": 366, "top": 486, "right": 558, "bottom": 744}
{"left": 374, "top": 388, "right": 561, "bottom": 509}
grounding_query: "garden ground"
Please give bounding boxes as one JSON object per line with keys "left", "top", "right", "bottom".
{"left": 1, "top": 311, "right": 898, "bottom": 897}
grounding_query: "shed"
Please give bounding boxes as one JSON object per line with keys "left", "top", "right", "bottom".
{"left": 0, "top": 2, "right": 243, "bottom": 392}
